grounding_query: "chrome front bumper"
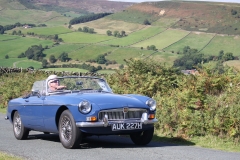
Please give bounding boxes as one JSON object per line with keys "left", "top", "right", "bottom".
{"left": 76, "top": 112, "right": 157, "bottom": 127}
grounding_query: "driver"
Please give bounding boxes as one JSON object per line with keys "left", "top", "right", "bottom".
{"left": 47, "top": 75, "right": 66, "bottom": 92}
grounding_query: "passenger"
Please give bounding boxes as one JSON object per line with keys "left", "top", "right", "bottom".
{"left": 47, "top": 75, "right": 66, "bottom": 92}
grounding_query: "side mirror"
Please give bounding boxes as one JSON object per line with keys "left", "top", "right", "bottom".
{"left": 32, "top": 90, "right": 41, "bottom": 97}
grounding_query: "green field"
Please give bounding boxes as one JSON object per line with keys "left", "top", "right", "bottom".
{"left": 0, "top": 34, "right": 20, "bottom": 41}
{"left": 9, "top": 26, "right": 73, "bottom": 36}
{"left": 132, "top": 29, "right": 190, "bottom": 50}
{"left": 165, "top": 32, "right": 215, "bottom": 53}
{"left": 152, "top": 17, "right": 180, "bottom": 28}
{"left": 106, "top": 47, "right": 154, "bottom": 64}
{"left": 0, "top": 9, "right": 66, "bottom": 25}
{"left": 1, "top": 0, "right": 240, "bottom": 70}
{"left": 41, "top": 67, "right": 88, "bottom": 73}
{"left": 0, "top": 58, "right": 42, "bottom": 69}
{"left": 200, "top": 35, "right": 240, "bottom": 56}
{"left": 72, "top": 18, "right": 145, "bottom": 35}
{"left": 150, "top": 51, "right": 181, "bottom": 66}
{"left": 15, "top": 60, "right": 42, "bottom": 69}
{"left": 0, "top": 35, "right": 54, "bottom": 59}
{"left": 59, "top": 32, "right": 113, "bottom": 43}
{"left": 44, "top": 43, "right": 86, "bottom": 59}
{"left": 0, "top": 58, "right": 27, "bottom": 67}
{"left": 68, "top": 45, "right": 114, "bottom": 61}
{"left": 97, "top": 69, "right": 116, "bottom": 74}
{"left": 101, "top": 26, "right": 166, "bottom": 46}
{"left": 224, "top": 60, "right": 240, "bottom": 71}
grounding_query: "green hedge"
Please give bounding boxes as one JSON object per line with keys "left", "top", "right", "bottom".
{"left": 1, "top": 62, "right": 240, "bottom": 141}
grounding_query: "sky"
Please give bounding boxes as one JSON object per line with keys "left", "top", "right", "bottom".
{"left": 108, "top": 0, "right": 240, "bottom": 3}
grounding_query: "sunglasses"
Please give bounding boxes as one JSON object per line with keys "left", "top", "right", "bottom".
{"left": 51, "top": 80, "right": 59, "bottom": 83}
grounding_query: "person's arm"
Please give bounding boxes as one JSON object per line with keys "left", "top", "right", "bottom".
{"left": 56, "top": 85, "right": 66, "bottom": 90}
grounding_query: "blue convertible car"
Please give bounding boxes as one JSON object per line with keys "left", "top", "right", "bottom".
{"left": 5, "top": 76, "right": 158, "bottom": 149}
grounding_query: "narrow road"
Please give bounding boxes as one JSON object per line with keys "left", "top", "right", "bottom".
{"left": 0, "top": 113, "right": 239, "bottom": 160}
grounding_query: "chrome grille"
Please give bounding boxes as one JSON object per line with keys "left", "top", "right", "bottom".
{"left": 98, "top": 108, "right": 147, "bottom": 121}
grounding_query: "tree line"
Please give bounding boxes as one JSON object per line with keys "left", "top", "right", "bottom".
{"left": 69, "top": 13, "right": 112, "bottom": 25}
{"left": 173, "top": 46, "right": 237, "bottom": 73}
{"left": 0, "top": 22, "right": 47, "bottom": 34}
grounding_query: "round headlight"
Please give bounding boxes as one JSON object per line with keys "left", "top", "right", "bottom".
{"left": 146, "top": 99, "right": 156, "bottom": 111}
{"left": 78, "top": 101, "right": 92, "bottom": 114}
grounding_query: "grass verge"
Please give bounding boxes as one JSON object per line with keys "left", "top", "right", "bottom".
{"left": 0, "top": 151, "right": 22, "bottom": 160}
{"left": 153, "top": 132, "right": 240, "bottom": 153}
{"left": 0, "top": 107, "right": 6, "bottom": 114}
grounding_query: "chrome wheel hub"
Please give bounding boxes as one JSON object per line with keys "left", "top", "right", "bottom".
{"left": 61, "top": 116, "right": 72, "bottom": 142}
{"left": 14, "top": 115, "right": 21, "bottom": 135}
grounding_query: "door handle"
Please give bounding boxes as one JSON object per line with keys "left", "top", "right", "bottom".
{"left": 25, "top": 100, "right": 29, "bottom": 102}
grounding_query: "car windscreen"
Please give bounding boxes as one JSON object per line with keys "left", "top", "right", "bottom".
{"left": 47, "top": 77, "right": 112, "bottom": 93}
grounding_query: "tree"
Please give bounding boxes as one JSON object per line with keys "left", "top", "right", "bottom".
{"left": 106, "top": 30, "right": 112, "bottom": 36}
{"left": 42, "top": 59, "right": 48, "bottom": 68}
{"left": 5, "top": 55, "right": 9, "bottom": 59}
{"left": 58, "top": 52, "right": 69, "bottom": 62}
{"left": 147, "top": 45, "right": 157, "bottom": 51}
{"left": 78, "top": 27, "right": 82, "bottom": 32}
{"left": 18, "top": 53, "right": 25, "bottom": 58}
{"left": 25, "top": 48, "right": 34, "bottom": 59}
{"left": 121, "top": 30, "right": 126, "bottom": 37}
{"left": 12, "top": 30, "right": 17, "bottom": 35}
{"left": 54, "top": 34, "right": 58, "bottom": 41}
{"left": 96, "top": 54, "right": 107, "bottom": 64}
{"left": 97, "top": 65, "right": 102, "bottom": 70}
{"left": 231, "top": 9, "right": 237, "bottom": 15}
{"left": 218, "top": 50, "right": 224, "bottom": 60}
{"left": 113, "top": 31, "right": 119, "bottom": 37}
{"left": 119, "top": 64, "right": 124, "bottom": 69}
{"left": 18, "top": 30, "right": 22, "bottom": 35}
{"left": 223, "top": 52, "right": 234, "bottom": 61}
{"left": 49, "top": 55, "right": 57, "bottom": 63}
{"left": 0, "top": 25, "right": 4, "bottom": 34}
{"left": 143, "top": 19, "right": 151, "bottom": 25}
{"left": 83, "top": 26, "right": 89, "bottom": 32}
{"left": 173, "top": 46, "right": 206, "bottom": 70}
{"left": 88, "top": 28, "right": 94, "bottom": 34}
{"left": 28, "top": 66, "right": 34, "bottom": 70}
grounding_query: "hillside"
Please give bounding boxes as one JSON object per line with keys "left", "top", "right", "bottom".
{"left": 21, "top": 0, "right": 134, "bottom": 13}
{"left": 109, "top": 1, "right": 240, "bottom": 35}
{"left": 1, "top": 0, "right": 240, "bottom": 72}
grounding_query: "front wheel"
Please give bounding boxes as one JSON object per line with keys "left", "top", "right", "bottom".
{"left": 13, "top": 111, "right": 29, "bottom": 140}
{"left": 59, "top": 110, "right": 82, "bottom": 149}
{"left": 130, "top": 127, "right": 154, "bottom": 145}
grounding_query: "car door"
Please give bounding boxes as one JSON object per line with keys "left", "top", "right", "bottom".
{"left": 22, "top": 94, "right": 45, "bottom": 128}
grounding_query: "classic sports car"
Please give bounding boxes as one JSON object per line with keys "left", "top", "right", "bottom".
{"left": 5, "top": 76, "right": 158, "bottom": 149}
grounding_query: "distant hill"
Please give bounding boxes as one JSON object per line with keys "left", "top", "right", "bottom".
{"left": 20, "top": 0, "right": 134, "bottom": 13}
{"left": 108, "top": 1, "right": 240, "bottom": 35}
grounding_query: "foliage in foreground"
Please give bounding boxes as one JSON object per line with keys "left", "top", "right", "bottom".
{"left": 107, "top": 59, "right": 240, "bottom": 143}
{"left": 0, "top": 60, "right": 240, "bottom": 144}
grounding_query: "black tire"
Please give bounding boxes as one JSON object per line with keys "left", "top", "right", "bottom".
{"left": 13, "top": 111, "right": 29, "bottom": 140}
{"left": 130, "top": 127, "right": 154, "bottom": 145}
{"left": 58, "top": 110, "right": 82, "bottom": 149}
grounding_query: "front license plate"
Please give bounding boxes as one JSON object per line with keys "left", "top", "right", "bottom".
{"left": 111, "top": 122, "right": 142, "bottom": 131}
